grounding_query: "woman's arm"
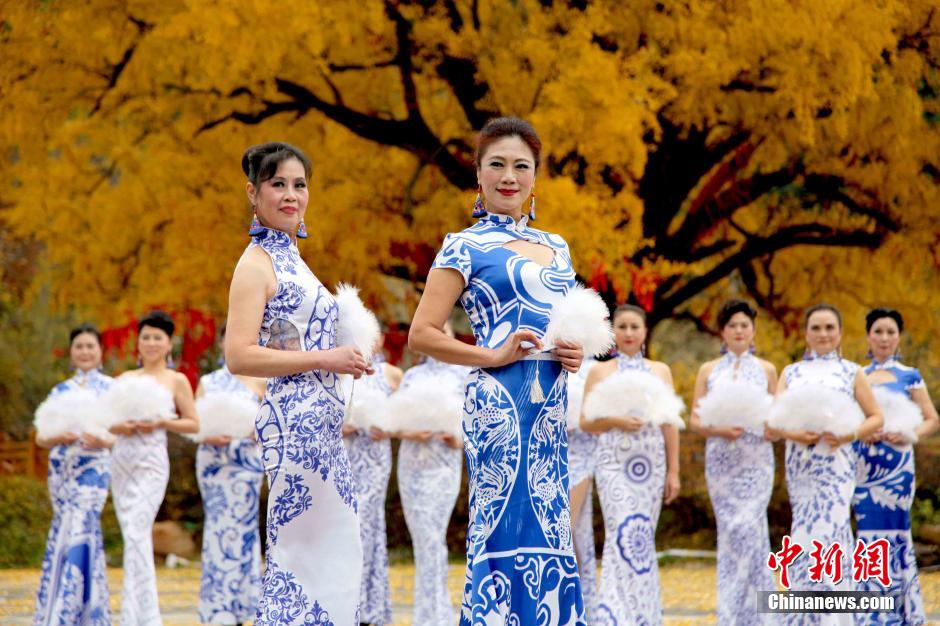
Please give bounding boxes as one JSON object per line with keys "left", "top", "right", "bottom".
{"left": 654, "top": 363, "right": 681, "bottom": 503}
{"left": 385, "top": 364, "right": 404, "bottom": 392}
{"left": 225, "top": 248, "right": 368, "bottom": 378}
{"left": 160, "top": 373, "right": 200, "bottom": 435}
{"left": 820, "top": 369, "right": 884, "bottom": 447}
{"left": 688, "top": 362, "right": 713, "bottom": 436}
{"left": 912, "top": 385, "right": 940, "bottom": 440}
{"left": 36, "top": 432, "right": 79, "bottom": 448}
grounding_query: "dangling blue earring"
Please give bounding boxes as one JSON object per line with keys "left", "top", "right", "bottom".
{"left": 528, "top": 191, "right": 536, "bottom": 221}
{"left": 719, "top": 343, "right": 728, "bottom": 355}
{"left": 166, "top": 354, "right": 175, "bottom": 369}
{"left": 248, "top": 212, "right": 264, "bottom": 236}
{"left": 136, "top": 355, "right": 142, "bottom": 368}
{"left": 296, "top": 221, "right": 308, "bottom": 239}
{"left": 865, "top": 348, "right": 874, "bottom": 360}
{"left": 471, "top": 186, "right": 486, "bottom": 218}
{"left": 749, "top": 343, "right": 757, "bottom": 355}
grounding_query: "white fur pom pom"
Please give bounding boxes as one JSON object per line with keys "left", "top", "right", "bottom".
{"left": 696, "top": 381, "right": 773, "bottom": 430}
{"left": 334, "top": 283, "right": 380, "bottom": 363}
{"left": 566, "top": 374, "right": 586, "bottom": 431}
{"left": 104, "top": 376, "right": 175, "bottom": 423}
{"left": 583, "top": 369, "right": 685, "bottom": 429}
{"left": 873, "top": 387, "right": 922, "bottom": 444}
{"left": 388, "top": 382, "right": 465, "bottom": 439}
{"left": 346, "top": 384, "right": 391, "bottom": 432}
{"left": 194, "top": 393, "right": 258, "bottom": 441}
{"left": 543, "top": 284, "right": 614, "bottom": 357}
{"left": 767, "top": 385, "right": 864, "bottom": 436}
{"left": 35, "top": 389, "right": 100, "bottom": 439}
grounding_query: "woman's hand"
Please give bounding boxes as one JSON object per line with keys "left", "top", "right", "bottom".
{"left": 861, "top": 429, "right": 884, "bottom": 444}
{"left": 110, "top": 421, "right": 138, "bottom": 436}
{"left": 616, "top": 416, "right": 646, "bottom": 432}
{"left": 368, "top": 426, "right": 392, "bottom": 441}
{"left": 79, "top": 432, "right": 112, "bottom": 449}
{"left": 713, "top": 426, "right": 745, "bottom": 441}
{"left": 882, "top": 431, "right": 911, "bottom": 445}
{"left": 136, "top": 421, "right": 160, "bottom": 434}
{"left": 321, "top": 347, "right": 370, "bottom": 378}
{"left": 763, "top": 426, "right": 782, "bottom": 442}
{"left": 488, "top": 331, "right": 542, "bottom": 368}
{"left": 438, "top": 432, "right": 464, "bottom": 449}
{"left": 664, "top": 472, "right": 680, "bottom": 505}
{"left": 341, "top": 424, "right": 358, "bottom": 437}
{"left": 788, "top": 430, "right": 822, "bottom": 446}
{"left": 820, "top": 431, "right": 855, "bottom": 449}
{"left": 43, "top": 432, "right": 80, "bottom": 447}
{"left": 202, "top": 435, "right": 232, "bottom": 447}
{"left": 552, "top": 340, "right": 584, "bottom": 373}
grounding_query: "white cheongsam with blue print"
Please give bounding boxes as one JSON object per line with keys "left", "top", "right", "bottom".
{"left": 343, "top": 357, "right": 394, "bottom": 626}
{"left": 395, "top": 358, "right": 469, "bottom": 626}
{"left": 247, "top": 227, "right": 361, "bottom": 626}
{"left": 567, "top": 359, "right": 598, "bottom": 621}
{"left": 704, "top": 352, "right": 777, "bottom": 626}
{"left": 195, "top": 366, "right": 264, "bottom": 625}
{"left": 593, "top": 353, "right": 666, "bottom": 626}
{"left": 852, "top": 358, "right": 926, "bottom": 625}
{"left": 783, "top": 352, "right": 860, "bottom": 626}
{"left": 431, "top": 212, "right": 586, "bottom": 626}
{"left": 34, "top": 369, "right": 113, "bottom": 626}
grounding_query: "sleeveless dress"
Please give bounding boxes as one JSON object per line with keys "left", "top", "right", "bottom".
{"left": 195, "top": 366, "right": 264, "bottom": 624}
{"left": 703, "top": 352, "right": 776, "bottom": 625}
{"left": 593, "top": 352, "right": 666, "bottom": 626}
{"left": 111, "top": 375, "right": 174, "bottom": 626}
{"left": 34, "top": 369, "right": 113, "bottom": 626}
{"left": 248, "top": 226, "right": 361, "bottom": 626}
{"left": 396, "top": 358, "right": 468, "bottom": 626}
{"left": 567, "top": 360, "right": 598, "bottom": 621}
{"left": 343, "top": 358, "right": 394, "bottom": 625}
{"left": 431, "top": 212, "right": 585, "bottom": 626}
{"left": 783, "top": 352, "right": 859, "bottom": 626}
{"left": 852, "top": 357, "right": 926, "bottom": 625}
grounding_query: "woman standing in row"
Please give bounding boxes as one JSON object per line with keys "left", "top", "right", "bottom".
{"left": 195, "top": 326, "right": 267, "bottom": 625}
{"left": 409, "top": 117, "right": 586, "bottom": 625}
{"left": 111, "top": 311, "right": 200, "bottom": 626}
{"left": 580, "top": 304, "right": 681, "bottom": 625}
{"left": 34, "top": 324, "right": 114, "bottom": 626}
{"left": 225, "top": 142, "right": 370, "bottom": 626}
{"left": 853, "top": 308, "right": 938, "bottom": 625}
{"left": 689, "top": 300, "right": 778, "bottom": 625}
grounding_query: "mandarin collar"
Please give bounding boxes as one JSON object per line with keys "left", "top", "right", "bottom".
{"left": 870, "top": 356, "right": 899, "bottom": 370}
{"left": 251, "top": 226, "right": 296, "bottom": 247}
{"left": 482, "top": 211, "right": 529, "bottom": 233}
{"left": 803, "top": 350, "right": 840, "bottom": 362}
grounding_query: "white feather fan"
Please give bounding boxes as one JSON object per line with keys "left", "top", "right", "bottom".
{"left": 104, "top": 375, "right": 175, "bottom": 423}
{"left": 387, "top": 382, "right": 464, "bottom": 439}
{"left": 695, "top": 380, "right": 773, "bottom": 430}
{"left": 344, "top": 383, "right": 391, "bottom": 432}
{"left": 542, "top": 284, "right": 615, "bottom": 358}
{"left": 873, "top": 386, "right": 922, "bottom": 444}
{"left": 194, "top": 393, "right": 258, "bottom": 441}
{"left": 767, "top": 385, "right": 864, "bottom": 436}
{"left": 34, "top": 389, "right": 116, "bottom": 443}
{"left": 583, "top": 369, "right": 686, "bottom": 429}
{"left": 334, "top": 283, "right": 380, "bottom": 363}
{"left": 566, "top": 374, "right": 586, "bottom": 431}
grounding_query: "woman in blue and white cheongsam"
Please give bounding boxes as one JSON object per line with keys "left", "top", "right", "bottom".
{"left": 195, "top": 327, "right": 267, "bottom": 625}
{"left": 34, "top": 324, "right": 113, "bottom": 626}
{"left": 567, "top": 358, "right": 598, "bottom": 620}
{"left": 580, "top": 304, "right": 681, "bottom": 626}
{"left": 409, "top": 118, "right": 587, "bottom": 625}
{"left": 341, "top": 337, "right": 402, "bottom": 626}
{"left": 225, "top": 142, "right": 370, "bottom": 626}
{"left": 110, "top": 311, "right": 200, "bottom": 626}
{"left": 766, "top": 304, "right": 883, "bottom": 626}
{"left": 689, "top": 300, "right": 778, "bottom": 625}
{"left": 853, "top": 308, "right": 938, "bottom": 625}
{"left": 394, "top": 353, "right": 468, "bottom": 626}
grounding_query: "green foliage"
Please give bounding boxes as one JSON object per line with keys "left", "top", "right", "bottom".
{"left": 0, "top": 476, "right": 51, "bottom": 567}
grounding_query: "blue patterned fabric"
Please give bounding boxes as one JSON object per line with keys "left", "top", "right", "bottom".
{"left": 703, "top": 353, "right": 776, "bottom": 625}
{"left": 783, "top": 356, "right": 860, "bottom": 626}
{"left": 196, "top": 367, "right": 263, "bottom": 624}
{"left": 432, "top": 212, "right": 585, "bottom": 626}
{"left": 34, "top": 370, "right": 113, "bottom": 626}
{"left": 567, "top": 361, "right": 598, "bottom": 621}
{"left": 851, "top": 358, "right": 926, "bottom": 625}
{"left": 247, "top": 227, "right": 361, "bottom": 626}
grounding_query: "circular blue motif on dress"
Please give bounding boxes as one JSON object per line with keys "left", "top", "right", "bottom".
{"left": 624, "top": 454, "right": 653, "bottom": 483}
{"left": 617, "top": 513, "right": 654, "bottom": 574}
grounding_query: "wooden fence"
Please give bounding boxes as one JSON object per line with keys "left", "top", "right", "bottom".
{"left": 0, "top": 432, "right": 47, "bottom": 481}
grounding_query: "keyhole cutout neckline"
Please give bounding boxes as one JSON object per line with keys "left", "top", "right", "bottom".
{"left": 502, "top": 239, "right": 556, "bottom": 269}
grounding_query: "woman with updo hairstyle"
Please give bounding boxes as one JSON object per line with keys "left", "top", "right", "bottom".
{"left": 765, "top": 304, "right": 883, "bottom": 625}
{"left": 852, "top": 308, "right": 937, "bottom": 625}
{"left": 409, "top": 117, "right": 587, "bottom": 625}
{"left": 225, "top": 142, "right": 370, "bottom": 626}
{"left": 33, "top": 324, "right": 114, "bottom": 625}
{"left": 110, "top": 310, "right": 199, "bottom": 626}
{"left": 689, "top": 299, "right": 778, "bottom": 624}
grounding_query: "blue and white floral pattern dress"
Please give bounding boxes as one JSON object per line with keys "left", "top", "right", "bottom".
{"left": 343, "top": 358, "right": 394, "bottom": 625}
{"left": 247, "top": 227, "right": 361, "bottom": 626}
{"left": 196, "top": 366, "right": 264, "bottom": 624}
{"left": 567, "top": 360, "right": 598, "bottom": 621}
{"left": 34, "top": 369, "right": 113, "bottom": 626}
{"left": 783, "top": 352, "right": 859, "bottom": 626}
{"left": 593, "top": 352, "right": 666, "bottom": 626}
{"left": 704, "top": 352, "right": 776, "bottom": 625}
{"left": 431, "top": 212, "right": 585, "bottom": 626}
{"left": 111, "top": 375, "right": 175, "bottom": 626}
{"left": 396, "top": 358, "right": 468, "bottom": 626}
{"left": 852, "top": 357, "right": 926, "bottom": 625}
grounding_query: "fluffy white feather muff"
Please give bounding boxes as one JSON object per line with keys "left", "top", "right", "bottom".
{"left": 566, "top": 374, "right": 586, "bottom": 431}
{"left": 193, "top": 393, "right": 258, "bottom": 441}
{"left": 387, "top": 382, "right": 464, "bottom": 439}
{"left": 334, "top": 283, "right": 381, "bottom": 363}
{"left": 695, "top": 380, "right": 773, "bottom": 430}
{"left": 873, "top": 386, "right": 922, "bottom": 444}
{"left": 767, "top": 385, "right": 864, "bottom": 437}
{"left": 345, "top": 384, "right": 391, "bottom": 433}
{"left": 583, "top": 369, "right": 685, "bottom": 429}
{"left": 542, "top": 284, "right": 615, "bottom": 358}
{"left": 104, "top": 375, "right": 175, "bottom": 423}
{"left": 34, "top": 389, "right": 115, "bottom": 444}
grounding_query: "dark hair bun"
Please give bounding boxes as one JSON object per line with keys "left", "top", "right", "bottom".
{"left": 865, "top": 308, "right": 904, "bottom": 333}
{"left": 716, "top": 299, "right": 757, "bottom": 330}
{"left": 241, "top": 142, "right": 312, "bottom": 186}
{"left": 138, "top": 310, "right": 176, "bottom": 337}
